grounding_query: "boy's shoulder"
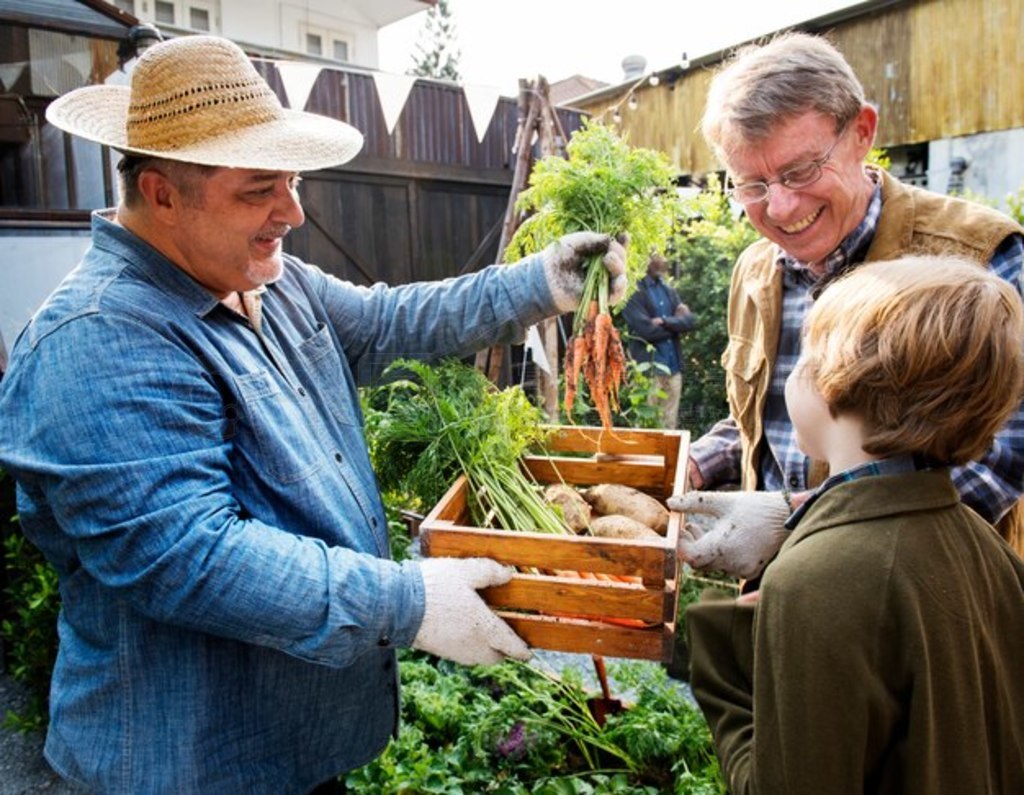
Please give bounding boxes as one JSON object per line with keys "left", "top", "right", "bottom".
{"left": 771, "top": 469, "right": 1014, "bottom": 598}
{"left": 771, "top": 471, "right": 957, "bottom": 572}
{"left": 791, "top": 470, "right": 958, "bottom": 536}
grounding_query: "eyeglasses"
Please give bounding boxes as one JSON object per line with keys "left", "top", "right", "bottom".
{"left": 726, "top": 126, "right": 847, "bottom": 205}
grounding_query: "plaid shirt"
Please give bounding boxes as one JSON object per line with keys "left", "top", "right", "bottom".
{"left": 693, "top": 183, "right": 1024, "bottom": 524}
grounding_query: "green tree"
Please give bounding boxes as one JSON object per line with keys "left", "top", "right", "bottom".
{"left": 409, "top": 0, "right": 461, "bottom": 82}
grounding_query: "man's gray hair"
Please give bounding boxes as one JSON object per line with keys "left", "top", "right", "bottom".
{"left": 701, "top": 32, "right": 866, "bottom": 156}
{"left": 117, "top": 156, "right": 216, "bottom": 209}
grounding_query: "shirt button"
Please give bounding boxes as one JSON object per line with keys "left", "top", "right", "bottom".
{"left": 789, "top": 475, "right": 800, "bottom": 488}
{"left": 297, "top": 387, "right": 307, "bottom": 397}
{"left": 378, "top": 636, "right": 391, "bottom": 647}
{"left": 371, "top": 517, "right": 378, "bottom": 528}
{"left": 334, "top": 452, "right": 343, "bottom": 463}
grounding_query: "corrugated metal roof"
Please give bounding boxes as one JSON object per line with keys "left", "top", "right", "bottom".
{"left": 0, "top": 0, "right": 132, "bottom": 39}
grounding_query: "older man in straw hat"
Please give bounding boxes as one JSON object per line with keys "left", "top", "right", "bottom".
{"left": 0, "top": 35, "right": 627, "bottom": 792}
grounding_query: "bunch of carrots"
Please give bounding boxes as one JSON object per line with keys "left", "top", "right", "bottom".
{"left": 563, "top": 257, "right": 627, "bottom": 430}
{"left": 504, "top": 121, "right": 680, "bottom": 431}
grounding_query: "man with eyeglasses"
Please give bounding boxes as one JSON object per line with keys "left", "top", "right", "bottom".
{"left": 668, "top": 32, "right": 1024, "bottom": 581}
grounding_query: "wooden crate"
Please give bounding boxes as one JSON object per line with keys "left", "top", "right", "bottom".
{"left": 419, "top": 425, "right": 688, "bottom": 662}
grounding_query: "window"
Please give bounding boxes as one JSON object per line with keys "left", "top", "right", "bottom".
{"left": 154, "top": 1, "right": 175, "bottom": 25}
{"left": 135, "top": 1, "right": 218, "bottom": 33}
{"left": 111, "top": 0, "right": 135, "bottom": 13}
{"left": 189, "top": 7, "right": 210, "bottom": 31}
{"left": 301, "top": 25, "right": 352, "bottom": 63}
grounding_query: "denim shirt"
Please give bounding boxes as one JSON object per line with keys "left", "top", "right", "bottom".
{"left": 0, "top": 213, "right": 557, "bottom": 793}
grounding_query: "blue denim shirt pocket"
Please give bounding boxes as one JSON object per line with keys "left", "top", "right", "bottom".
{"left": 296, "top": 321, "right": 358, "bottom": 429}
{"left": 234, "top": 369, "right": 325, "bottom": 484}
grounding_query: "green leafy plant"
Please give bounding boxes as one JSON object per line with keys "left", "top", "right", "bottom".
{"left": 506, "top": 120, "right": 680, "bottom": 289}
{"left": 866, "top": 147, "right": 891, "bottom": 171}
{"left": 345, "top": 653, "right": 725, "bottom": 793}
{"left": 365, "top": 358, "right": 568, "bottom": 533}
{"left": 1, "top": 467, "right": 59, "bottom": 732}
{"left": 670, "top": 176, "right": 758, "bottom": 437}
{"left": 606, "top": 355, "right": 665, "bottom": 430}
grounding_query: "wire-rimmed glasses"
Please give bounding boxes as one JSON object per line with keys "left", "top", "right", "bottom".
{"left": 726, "top": 125, "right": 848, "bottom": 205}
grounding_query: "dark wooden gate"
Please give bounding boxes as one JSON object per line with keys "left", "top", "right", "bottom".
{"left": 286, "top": 166, "right": 510, "bottom": 286}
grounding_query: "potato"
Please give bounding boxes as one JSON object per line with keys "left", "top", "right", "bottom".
{"left": 589, "top": 514, "right": 660, "bottom": 539}
{"left": 543, "top": 483, "right": 592, "bottom": 533}
{"left": 582, "top": 484, "right": 669, "bottom": 535}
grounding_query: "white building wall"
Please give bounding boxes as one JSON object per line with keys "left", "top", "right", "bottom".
{"left": 123, "top": 0, "right": 386, "bottom": 68}
{"left": 928, "top": 128, "right": 1024, "bottom": 212}
{"left": 220, "top": 1, "right": 380, "bottom": 67}
{"left": 0, "top": 233, "right": 91, "bottom": 350}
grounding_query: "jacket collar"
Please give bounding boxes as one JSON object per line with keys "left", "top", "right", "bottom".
{"left": 785, "top": 468, "right": 960, "bottom": 549}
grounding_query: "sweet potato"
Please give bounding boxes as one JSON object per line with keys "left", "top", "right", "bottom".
{"left": 589, "top": 514, "right": 660, "bottom": 540}
{"left": 543, "top": 484, "right": 592, "bottom": 533}
{"left": 582, "top": 483, "right": 670, "bottom": 535}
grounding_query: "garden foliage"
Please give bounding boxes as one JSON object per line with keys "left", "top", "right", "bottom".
{"left": 669, "top": 176, "right": 758, "bottom": 437}
{"left": 345, "top": 653, "right": 724, "bottom": 794}
{"left": 1, "top": 468, "right": 58, "bottom": 732}
{"left": 505, "top": 120, "right": 680, "bottom": 291}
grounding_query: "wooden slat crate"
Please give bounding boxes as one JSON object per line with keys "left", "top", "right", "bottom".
{"left": 419, "top": 425, "right": 688, "bottom": 662}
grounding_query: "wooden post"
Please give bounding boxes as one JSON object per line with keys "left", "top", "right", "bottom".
{"left": 477, "top": 76, "right": 569, "bottom": 417}
{"left": 476, "top": 79, "right": 540, "bottom": 384}
{"left": 534, "top": 77, "right": 562, "bottom": 421}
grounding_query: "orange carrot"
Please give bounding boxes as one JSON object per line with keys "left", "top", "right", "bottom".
{"left": 607, "top": 325, "right": 626, "bottom": 411}
{"left": 564, "top": 334, "right": 588, "bottom": 417}
{"left": 563, "top": 344, "right": 577, "bottom": 416}
{"left": 592, "top": 312, "right": 612, "bottom": 398}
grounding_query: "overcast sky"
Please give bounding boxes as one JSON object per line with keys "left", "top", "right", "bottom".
{"left": 379, "top": 0, "right": 859, "bottom": 94}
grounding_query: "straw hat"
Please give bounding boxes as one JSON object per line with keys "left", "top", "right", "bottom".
{"left": 46, "top": 35, "right": 364, "bottom": 171}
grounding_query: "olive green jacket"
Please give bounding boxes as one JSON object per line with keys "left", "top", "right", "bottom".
{"left": 687, "top": 469, "right": 1024, "bottom": 795}
{"left": 722, "top": 169, "right": 1022, "bottom": 490}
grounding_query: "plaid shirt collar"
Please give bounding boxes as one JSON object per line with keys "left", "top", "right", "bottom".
{"left": 775, "top": 170, "right": 883, "bottom": 296}
{"left": 785, "top": 453, "right": 940, "bottom": 529}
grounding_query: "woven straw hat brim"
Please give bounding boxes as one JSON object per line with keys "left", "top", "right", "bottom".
{"left": 46, "top": 84, "right": 364, "bottom": 172}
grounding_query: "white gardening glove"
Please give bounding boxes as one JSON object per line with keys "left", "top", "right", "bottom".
{"left": 667, "top": 491, "right": 792, "bottom": 580}
{"left": 543, "top": 231, "right": 628, "bottom": 313}
{"left": 412, "top": 557, "right": 532, "bottom": 665}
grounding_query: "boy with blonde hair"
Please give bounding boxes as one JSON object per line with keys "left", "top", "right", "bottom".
{"left": 683, "top": 256, "right": 1024, "bottom": 794}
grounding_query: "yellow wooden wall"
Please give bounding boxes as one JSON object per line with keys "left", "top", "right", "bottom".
{"left": 573, "top": 0, "right": 1024, "bottom": 179}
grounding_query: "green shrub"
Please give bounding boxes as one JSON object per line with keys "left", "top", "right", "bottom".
{"left": 670, "top": 177, "right": 758, "bottom": 437}
{"left": 0, "top": 468, "right": 59, "bottom": 732}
